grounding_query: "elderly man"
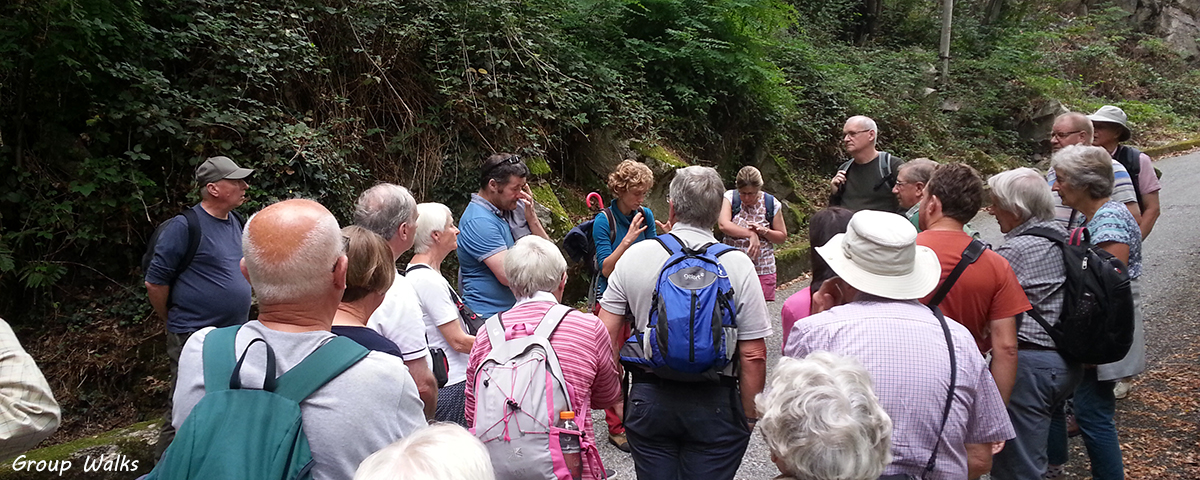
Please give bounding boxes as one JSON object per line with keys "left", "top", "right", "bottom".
{"left": 171, "top": 199, "right": 426, "bottom": 480}
{"left": 784, "top": 210, "right": 1014, "bottom": 480}
{"left": 458, "top": 153, "right": 550, "bottom": 319}
{"left": 464, "top": 235, "right": 621, "bottom": 480}
{"left": 145, "top": 155, "right": 254, "bottom": 456}
{"left": 1046, "top": 112, "right": 1141, "bottom": 228}
{"left": 355, "top": 183, "right": 439, "bottom": 420}
{"left": 985, "top": 168, "right": 1084, "bottom": 480}
{"left": 1089, "top": 105, "right": 1162, "bottom": 239}
{"left": 830, "top": 116, "right": 905, "bottom": 213}
{"left": 892, "top": 158, "right": 938, "bottom": 228}
{"left": 599, "top": 166, "right": 770, "bottom": 480}
{"left": 917, "top": 164, "right": 1028, "bottom": 405}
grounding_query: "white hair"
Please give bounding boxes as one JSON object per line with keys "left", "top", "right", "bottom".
{"left": 413, "top": 203, "right": 454, "bottom": 254}
{"left": 354, "top": 183, "right": 417, "bottom": 240}
{"left": 353, "top": 423, "right": 495, "bottom": 480}
{"left": 847, "top": 115, "right": 879, "bottom": 135}
{"left": 241, "top": 206, "right": 343, "bottom": 304}
{"left": 756, "top": 353, "right": 893, "bottom": 480}
{"left": 988, "top": 167, "right": 1055, "bottom": 222}
{"left": 504, "top": 235, "right": 567, "bottom": 299}
{"left": 670, "top": 166, "right": 725, "bottom": 228}
{"left": 1052, "top": 144, "right": 1114, "bottom": 199}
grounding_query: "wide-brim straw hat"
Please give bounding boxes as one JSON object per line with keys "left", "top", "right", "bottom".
{"left": 814, "top": 210, "right": 941, "bottom": 300}
{"left": 1088, "top": 105, "right": 1132, "bottom": 142}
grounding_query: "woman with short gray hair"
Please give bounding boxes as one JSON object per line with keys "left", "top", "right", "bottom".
{"left": 408, "top": 203, "right": 474, "bottom": 427}
{"left": 1048, "top": 144, "right": 1143, "bottom": 480}
{"left": 756, "top": 352, "right": 892, "bottom": 480}
{"left": 985, "top": 168, "right": 1083, "bottom": 480}
{"left": 504, "top": 235, "right": 569, "bottom": 299}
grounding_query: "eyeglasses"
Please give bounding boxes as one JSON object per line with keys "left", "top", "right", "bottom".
{"left": 843, "top": 129, "right": 871, "bottom": 139}
{"left": 894, "top": 180, "right": 916, "bottom": 187}
{"left": 1051, "top": 130, "right": 1084, "bottom": 140}
{"left": 484, "top": 154, "right": 522, "bottom": 175}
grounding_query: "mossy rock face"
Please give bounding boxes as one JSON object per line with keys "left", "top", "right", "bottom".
{"left": 0, "top": 420, "right": 158, "bottom": 479}
{"left": 525, "top": 156, "right": 553, "bottom": 178}
{"left": 530, "top": 183, "right": 570, "bottom": 237}
{"left": 774, "top": 240, "right": 811, "bottom": 284}
{"left": 630, "top": 141, "right": 688, "bottom": 169}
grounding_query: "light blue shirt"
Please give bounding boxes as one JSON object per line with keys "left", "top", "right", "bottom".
{"left": 458, "top": 195, "right": 517, "bottom": 318}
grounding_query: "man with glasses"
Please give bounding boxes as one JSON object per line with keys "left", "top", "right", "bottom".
{"left": 1045, "top": 112, "right": 1142, "bottom": 228}
{"left": 458, "top": 153, "right": 550, "bottom": 319}
{"left": 829, "top": 115, "right": 905, "bottom": 212}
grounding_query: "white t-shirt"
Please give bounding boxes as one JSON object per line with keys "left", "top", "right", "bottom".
{"left": 599, "top": 223, "right": 772, "bottom": 375}
{"left": 368, "top": 271, "right": 431, "bottom": 365}
{"left": 406, "top": 263, "right": 470, "bottom": 386}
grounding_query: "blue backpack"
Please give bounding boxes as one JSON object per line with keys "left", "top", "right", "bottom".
{"left": 148, "top": 326, "right": 368, "bottom": 480}
{"left": 620, "top": 233, "right": 738, "bottom": 382}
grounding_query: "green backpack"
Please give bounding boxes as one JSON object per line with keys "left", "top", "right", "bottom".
{"left": 148, "top": 326, "right": 368, "bottom": 480}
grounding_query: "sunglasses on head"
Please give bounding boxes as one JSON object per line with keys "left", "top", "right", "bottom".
{"left": 484, "top": 154, "right": 522, "bottom": 175}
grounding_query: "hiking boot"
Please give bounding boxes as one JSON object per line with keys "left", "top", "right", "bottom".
{"left": 1114, "top": 379, "right": 1132, "bottom": 399}
{"left": 608, "top": 432, "right": 631, "bottom": 453}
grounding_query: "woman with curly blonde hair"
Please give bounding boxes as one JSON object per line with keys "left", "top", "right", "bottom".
{"left": 591, "top": 159, "right": 657, "bottom": 452}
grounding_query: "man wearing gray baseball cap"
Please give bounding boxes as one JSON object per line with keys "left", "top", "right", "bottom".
{"left": 144, "top": 155, "right": 254, "bottom": 459}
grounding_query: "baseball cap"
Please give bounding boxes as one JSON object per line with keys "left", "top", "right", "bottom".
{"left": 196, "top": 156, "right": 254, "bottom": 185}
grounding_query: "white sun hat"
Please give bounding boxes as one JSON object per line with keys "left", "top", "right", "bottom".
{"left": 814, "top": 210, "right": 941, "bottom": 300}
{"left": 1088, "top": 105, "right": 1132, "bottom": 142}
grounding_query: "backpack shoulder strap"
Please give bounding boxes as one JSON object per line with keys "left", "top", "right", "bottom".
{"left": 273, "top": 336, "right": 369, "bottom": 403}
{"left": 928, "top": 239, "right": 986, "bottom": 308}
{"left": 924, "top": 305, "right": 957, "bottom": 477}
{"left": 603, "top": 207, "right": 617, "bottom": 244}
{"left": 655, "top": 233, "right": 682, "bottom": 255}
{"left": 485, "top": 314, "right": 507, "bottom": 352}
{"left": 202, "top": 325, "right": 241, "bottom": 394}
{"left": 405, "top": 264, "right": 433, "bottom": 274}
{"left": 764, "top": 193, "right": 775, "bottom": 218}
{"left": 175, "top": 208, "right": 202, "bottom": 281}
{"left": 879, "top": 152, "right": 891, "bottom": 177}
{"left": 729, "top": 190, "right": 741, "bottom": 216}
{"left": 839, "top": 159, "right": 853, "bottom": 172}
{"left": 532, "top": 304, "right": 574, "bottom": 339}
{"left": 1017, "top": 226, "right": 1067, "bottom": 245}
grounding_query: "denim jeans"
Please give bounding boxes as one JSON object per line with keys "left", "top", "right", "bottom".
{"left": 1074, "top": 368, "right": 1124, "bottom": 479}
{"left": 992, "top": 350, "right": 1082, "bottom": 480}
{"left": 624, "top": 381, "right": 750, "bottom": 480}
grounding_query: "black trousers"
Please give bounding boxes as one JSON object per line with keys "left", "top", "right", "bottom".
{"left": 624, "top": 380, "right": 751, "bottom": 480}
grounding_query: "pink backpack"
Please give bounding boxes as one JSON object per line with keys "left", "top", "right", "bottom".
{"left": 470, "top": 304, "right": 604, "bottom": 479}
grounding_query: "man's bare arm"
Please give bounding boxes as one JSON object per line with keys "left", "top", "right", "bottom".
{"left": 146, "top": 282, "right": 170, "bottom": 321}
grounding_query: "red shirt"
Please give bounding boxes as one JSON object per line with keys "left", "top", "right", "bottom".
{"left": 917, "top": 230, "right": 1030, "bottom": 352}
{"left": 465, "top": 295, "right": 621, "bottom": 480}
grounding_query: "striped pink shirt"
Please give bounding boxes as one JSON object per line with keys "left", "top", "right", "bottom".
{"left": 465, "top": 293, "right": 622, "bottom": 480}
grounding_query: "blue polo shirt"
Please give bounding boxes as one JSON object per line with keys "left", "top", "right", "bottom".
{"left": 457, "top": 195, "right": 517, "bottom": 318}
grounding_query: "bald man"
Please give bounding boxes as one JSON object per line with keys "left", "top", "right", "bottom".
{"left": 169, "top": 199, "right": 426, "bottom": 480}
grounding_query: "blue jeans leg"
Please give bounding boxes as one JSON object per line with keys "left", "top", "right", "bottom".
{"left": 992, "top": 350, "right": 1083, "bottom": 480}
{"left": 625, "top": 382, "right": 750, "bottom": 480}
{"left": 1047, "top": 402, "right": 1068, "bottom": 466}
{"left": 1074, "top": 368, "right": 1124, "bottom": 480}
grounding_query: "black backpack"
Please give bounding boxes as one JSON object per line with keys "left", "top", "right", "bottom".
{"left": 562, "top": 206, "right": 650, "bottom": 275}
{"left": 142, "top": 208, "right": 244, "bottom": 307}
{"left": 1018, "top": 226, "right": 1135, "bottom": 364}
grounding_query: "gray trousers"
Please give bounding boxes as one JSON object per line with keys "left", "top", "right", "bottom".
{"left": 991, "top": 349, "right": 1083, "bottom": 480}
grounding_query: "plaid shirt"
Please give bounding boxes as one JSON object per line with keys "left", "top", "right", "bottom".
{"left": 994, "top": 219, "right": 1067, "bottom": 348}
{"left": 783, "top": 298, "right": 1014, "bottom": 480}
{"left": 0, "top": 319, "right": 60, "bottom": 458}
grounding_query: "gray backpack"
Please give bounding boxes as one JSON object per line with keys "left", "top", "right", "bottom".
{"left": 470, "top": 304, "right": 601, "bottom": 479}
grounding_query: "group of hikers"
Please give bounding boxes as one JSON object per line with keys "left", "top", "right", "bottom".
{"left": 0, "top": 105, "right": 1158, "bottom": 480}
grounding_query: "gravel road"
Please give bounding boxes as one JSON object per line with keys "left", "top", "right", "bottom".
{"left": 589, "top": 150, "right": 1200, "bottom": 479}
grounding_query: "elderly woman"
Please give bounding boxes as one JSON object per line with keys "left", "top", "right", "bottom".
{"left": 756, "top": 352, "right": 892, "bottom": 480}
{"left": 719, "top": 166, "right": 788, "bottom": 301}
{"left": 985, "top": 168, "right": 1084, "bottom": 480}
{"left": 1050, "top": 144, "right": 1144, "bottom": 480}
{"left": 354, "top": 423, "right": 495, "bottom": 480}
{"left": 407, "top": 203, "right": 475, "bottom": 427}
{"left": 332, "top": 226, "right": 404, "bottom": 356}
